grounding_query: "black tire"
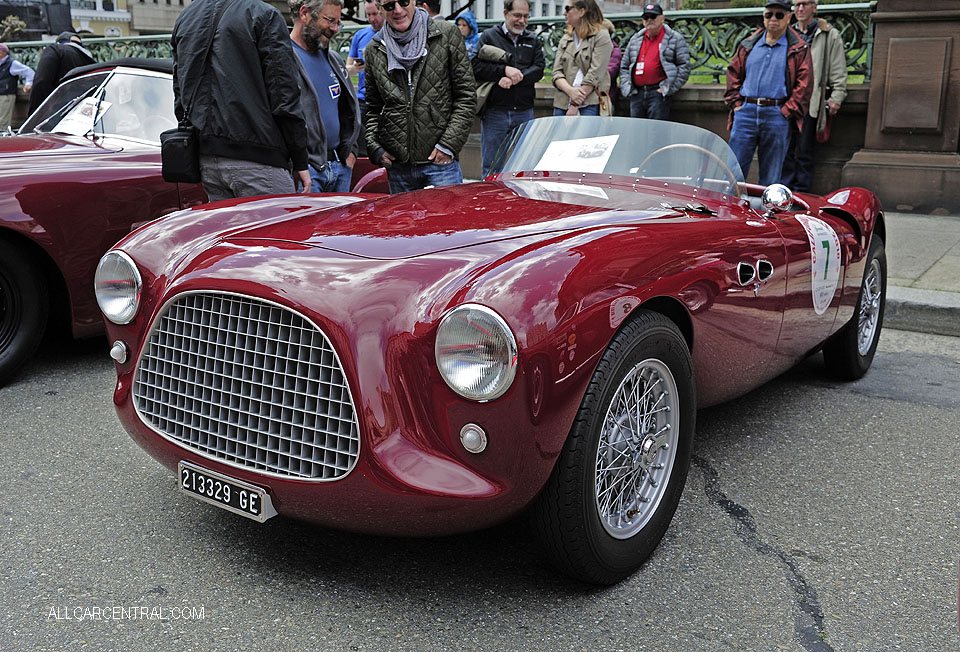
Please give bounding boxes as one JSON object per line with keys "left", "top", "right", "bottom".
{"left": 530, "top": 310, "right": 696, "bottom": 585}
{"left": 0, "top": 239, "right": 49, "bottom": 385}
{"left": 823, "top": 235, "right": 886, "bottom": 380}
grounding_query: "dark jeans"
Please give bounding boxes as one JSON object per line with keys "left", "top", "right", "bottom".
{"left": 781, "top": 113, "right": 817, "bottom": 192}
{"left": 728, "top": 103, "right": 791, "bottom": 187}
{"left": 480, "top": 106, "right": 534, "bottom": 178}
{"left": 310, "top": 159, "right": 352, "bottom": 193}
{"left": 553, "top": 104, "right": 600, "bottom": 117}
{"left": 629, "top": 86, "right": 672, "bottom": 120}
{"left": 387, "top": 160, "right": 462, "bottom": 193}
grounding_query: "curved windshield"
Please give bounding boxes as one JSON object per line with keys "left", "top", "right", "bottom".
{"left": 488, "top": 116, "right": 745, "bottom": 197}
{"left": 20, "top": 72, "right": 108, "bottom": 134}
{"left": 19, "top": 69, "right": 176, "bottom": 143}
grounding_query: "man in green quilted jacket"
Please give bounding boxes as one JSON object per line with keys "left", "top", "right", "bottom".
{"left": 363, "top": 0, "right": 476, "bottom": 192}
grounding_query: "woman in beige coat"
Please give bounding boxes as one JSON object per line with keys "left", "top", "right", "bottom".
{"left": 552, "top": 0, "right": 613, "bottom": 116}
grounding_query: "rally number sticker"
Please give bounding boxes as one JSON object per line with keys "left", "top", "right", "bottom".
{"left": 609, "top": 296, "right": 640, "bottom": 329}
{"left": 796, "top": 215, "right": 842, "bottom": 315}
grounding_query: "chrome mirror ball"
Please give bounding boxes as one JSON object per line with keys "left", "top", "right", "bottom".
{"left": 762, "top": 183, "right": 793, "bottom": 215}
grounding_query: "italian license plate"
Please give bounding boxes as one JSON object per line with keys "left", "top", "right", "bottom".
{"left": 178, "top": 461, "right": 277, "bottom": 523}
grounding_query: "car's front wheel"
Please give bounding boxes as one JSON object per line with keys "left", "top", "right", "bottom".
{"left": 0, "top": 240, "right": 48, "bottom": 385}
{"left": 823, "top": 234, "right": 886, "bottom": 380}
{"left": 531, "top": 310, "right": 695, "bottom": 585}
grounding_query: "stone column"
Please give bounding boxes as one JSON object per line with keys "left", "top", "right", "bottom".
{"left": 842, "top": 0, "right": 960, "bottom": 212}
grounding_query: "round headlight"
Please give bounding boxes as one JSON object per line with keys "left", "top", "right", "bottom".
{"left": 95, "top": 250, "right": 142, "bottom": 324}
{"left": 435, "top": 304, "right": 518, "bottom": 402}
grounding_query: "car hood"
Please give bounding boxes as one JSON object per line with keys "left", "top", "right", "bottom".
{"left": 226, "top": 178, "right": 683, "bottom": 260}
{"left": 0, "top": 133, "right": 106, "bottom": 159}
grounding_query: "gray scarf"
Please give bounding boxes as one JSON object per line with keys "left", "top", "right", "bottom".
{"left": 383, "top": 6, "right": 429, "bottom": 73}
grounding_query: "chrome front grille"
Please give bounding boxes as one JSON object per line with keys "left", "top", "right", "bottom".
{"left": 133, "top": 292, "right": 359, "bottom": 480}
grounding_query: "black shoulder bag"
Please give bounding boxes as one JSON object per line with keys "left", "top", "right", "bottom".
{"left": 161, "top": 0, "right": 235, "bottom": 183}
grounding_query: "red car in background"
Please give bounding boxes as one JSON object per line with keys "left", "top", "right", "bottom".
{"left": 0, "top": 58, "right": 387, "bottom": 384}
{"left": 0, "top": 59, "right": 206, "bottom": 384}
{"left": 96, "top": 117, "right": 887, "bottom": 584}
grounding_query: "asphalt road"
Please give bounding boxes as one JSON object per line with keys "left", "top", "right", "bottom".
{"left": 1, "top": 328, "right": 958, "bottom": 652}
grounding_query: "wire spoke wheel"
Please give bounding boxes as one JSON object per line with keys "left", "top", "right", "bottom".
{"left": 531, "top": 310, "right": 695, "bottom": 585}
{"left": 857, "top": 257, "right": 883, "bottom": 356}
{"left": 823, "top": 234, "right": 886, "bottom": 381}
{"left": 595, "top": 359, "right": 679, "bottom": 539}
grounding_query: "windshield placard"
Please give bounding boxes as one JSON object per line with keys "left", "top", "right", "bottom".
{"left": 535, "top": 135, "right": 619, "bottom": 174}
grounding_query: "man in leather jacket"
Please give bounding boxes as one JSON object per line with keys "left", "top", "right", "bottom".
{"left": 725, "top": 0, "right": 812, "bottom": 187}
{"left": 172, "top": 0, "right": 311, "bottom": 200}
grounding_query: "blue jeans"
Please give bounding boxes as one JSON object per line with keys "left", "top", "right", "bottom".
{"left": 629, "top": 86, "right": 672, "bottom": 120}
{"left": 387, "top": 160, "right": 462, "bottom": 193}
{"left": 310, "top": 160, "right": 352, "bottom": 193}
{"left": 480, "top": 106, "right": 534, "bottom": 178}
{"left": 728, "top": 103, "right": 791, "bottom": 187}
{"left": 553, "top": 104, "right": 600, "bottom": 117}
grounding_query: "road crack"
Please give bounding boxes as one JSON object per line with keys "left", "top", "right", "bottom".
{"left": 692, "top": 455, "right": 834, "bottom": 652}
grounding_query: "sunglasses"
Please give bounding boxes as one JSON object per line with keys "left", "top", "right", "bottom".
{"left": 763, "top": 10, "right": 786, "bottom": 19}
{"left": 379, "top": 0, "right": 410, "bottom": 10}
{"left": 563, "top": 5, "right": 578, "bottom": 12}
{"left": 642, "top": 14, "right": 657, "bottom": 20}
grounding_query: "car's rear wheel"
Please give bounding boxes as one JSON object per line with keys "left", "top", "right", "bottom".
{"left": 0, "top": 240, "right": 48, "bottom": 385}
{"left": 823, "top": 235, "right": 886, "bottom": 380}
{"left": 531, "top": 310, "right": 695, "bottom": 585}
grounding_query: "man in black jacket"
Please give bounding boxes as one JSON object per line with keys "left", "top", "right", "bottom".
{"left": 172, "top": 0, "right": 311, "bottom": 200}
{"left": 28, "top": 32, "right": 95, "bottom": 115}
{"left": 471, "top": 0, "right": 544, "bottom": 177}
{"left": 290, "top": 0, "right": 360, "bottom": 193}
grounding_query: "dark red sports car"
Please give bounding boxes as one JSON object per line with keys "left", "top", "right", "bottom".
{"left": 0, "top": 59, "right": 207, "bottom": 384}
{"left": 97, "top": 117, "right": 886, "bottom": 584}
{"left": 0, "top": 58, "right": 386, "bottom": 384}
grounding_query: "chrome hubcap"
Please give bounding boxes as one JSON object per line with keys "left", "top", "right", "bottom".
{"left": 857, "top": 258, "right": 883, "bottom": 356}
{"left": 595, "top": 358, "right": 680, "bottom": 539}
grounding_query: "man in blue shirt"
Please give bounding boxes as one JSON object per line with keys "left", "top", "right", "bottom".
{"left": 724, "top": 0, "right": 812, "bottom": 186}
{"left": 346, "top": 0, "right": 384, "bottom": 156}
{"left": 290, "top": 0, "right": 361, "bottom": 192}
{"left": 0, "top": 43, "right": 34, "bottom": 129}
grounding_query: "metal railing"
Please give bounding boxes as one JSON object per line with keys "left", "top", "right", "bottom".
{"left": 7, "top": 2, "right": 875, "bottom": 84}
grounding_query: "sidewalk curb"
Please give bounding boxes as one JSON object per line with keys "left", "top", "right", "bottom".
{"left": 886, "top": 286, "right": 960, "bottom": 338}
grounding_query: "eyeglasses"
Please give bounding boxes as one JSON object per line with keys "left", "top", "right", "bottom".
{"left": 379, "top": 0, "right": 410, "bottom": 11}
{"left": 507, "top": 11, "right": 530, "bottom": 19}
{"left": 641, "top": 14, "right": 657, "bottom": 20}
{"left": 763, "top": 10, "right": 786, "bottom": 19}
{"left": 317, "top": 14, "right": 341, "bottom": 25}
